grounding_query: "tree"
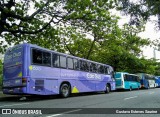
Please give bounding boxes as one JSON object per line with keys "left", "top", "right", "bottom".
{"left": 1, "top": 0, "right": 158, "bottom": 75}
{"left": 59, "top": 26, "right": 96, "bottom": 58}
{"left": 59, "top": 20, "right": 152, "bottom": 73}
{"left": 117, "top": 0, "right": 160, "bottom": 29}
{"left": 59, "top": 4, "right": 119, "bottom": 59}
{"left": 0, "top": 0, "right": 116, "bottom": 53}
{"left": 90, "top": 24, "right": 151, "bottom": 72}
{"left": 155, "top": 62, "right": 160, "bottom": 75}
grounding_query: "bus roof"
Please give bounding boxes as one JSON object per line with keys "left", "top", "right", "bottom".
{"left": 115, "top": 72, "right": 128, "bottom": 74}
{"left": 136, "top": 73, "right": 154, "bottom": 76}
{"left": 115, "top": 72, "right": 139, "bottom": 76}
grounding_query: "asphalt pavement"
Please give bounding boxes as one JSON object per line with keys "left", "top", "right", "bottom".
{"left": 0, "top": 88, "right": 160, "bottom": 117}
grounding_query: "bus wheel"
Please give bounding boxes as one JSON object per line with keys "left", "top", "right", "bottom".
{"left": 60, "top": 83, "right": 70, "bottom": 98}
{"left": 105, "top": 84, "right": 110, "bottom": 94}
{"left": 129, "top": 87, "right": 132, "bottom": 91}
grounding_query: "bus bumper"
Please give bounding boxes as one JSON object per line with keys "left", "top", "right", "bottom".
{"left": 2, "top": 87, "right": 27, "bottom": 94}
{"left": 116, "top": 86, "right": 124, "bottom": 89}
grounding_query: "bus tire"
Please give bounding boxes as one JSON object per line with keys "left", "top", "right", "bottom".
{"left": 60, "top": 83, "right": 70, "bottom": 98}
{"left": 105, "top": 84, "right": 110, "bottom": 94}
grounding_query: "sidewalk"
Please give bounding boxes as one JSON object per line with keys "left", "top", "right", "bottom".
{"left": 0, "top": 91, "right": 20, "bottom": 100}
{"left": 0, "top": 91, "right": 6, "bottom": 98}
{"left": 0, "top": 91, "right": 13, "bottom": 98}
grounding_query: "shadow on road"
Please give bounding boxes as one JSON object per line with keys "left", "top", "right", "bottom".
{"left": 0, "top": 88, "right": 157, "bottom": 102}
{"left": 0, "top": 92, "right": 114, "bottom": 102}
{"left": 114, "top": 88, "right": 150, "bottom": 92}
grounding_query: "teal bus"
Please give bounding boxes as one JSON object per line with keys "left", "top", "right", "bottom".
{"left": 114, "top": 72, "right": 141, "bottom": 90}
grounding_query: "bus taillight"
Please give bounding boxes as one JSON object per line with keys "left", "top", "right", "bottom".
{"left": 22, "top": 78, "right": 27, "bottom": 85}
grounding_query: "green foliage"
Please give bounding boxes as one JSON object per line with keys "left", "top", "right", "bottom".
{"left": 60, "top": 21, "right": 157, "bottom": 74}
{"left": 155, "top": 62, "right": 160, "bottom": 75}
{"left": 117, "top": 0, "right": 160, "bottom": 29}
{"left": 0, "top": 0, "right": 159, "bottom": 76}
{"left": 0, "top": 0, "right": 117, "bottom": 53}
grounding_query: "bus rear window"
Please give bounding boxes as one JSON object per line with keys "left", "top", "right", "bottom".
{"left": 32, "top": 49, "right": 51, "bottom": 66}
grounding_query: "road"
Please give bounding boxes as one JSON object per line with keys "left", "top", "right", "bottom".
{"left": 0, "top": 88, "right": 160, "bottom": 117}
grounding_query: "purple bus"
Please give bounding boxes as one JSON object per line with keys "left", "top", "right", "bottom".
{"left": 2, "top": 43, "right": 116, "bottom": 97}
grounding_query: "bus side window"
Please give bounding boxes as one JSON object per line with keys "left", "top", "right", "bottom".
{"left": 43, "top": 52, "right": 51, "bottom": 66}
{"left": 98, "top": 65, "right": 104, "bottom": 74}
{"left": 130, "top": 75, "right": 132, "bottom": 81}
{"left": 67, "top": 57, "right": 74, "bottom": 69}
{"left": 145, "top": 75, "right": 148, "bottom": 80}
{"left": 104, "top": 66, "right": 109, "bottom": 74}
{"left": 32, "top": 49, "right": 51, "bottom": 66}
{"left": 73, "top": 59, "right": 79, "bottom": 70}
{"left": 136, "top": 76, "right": 138, "bottom": 82}
{"left": 32, "top": 49, "right": 43, "bottom": 64}
{"left": 125, "top": 74, "right": 129, "bottom": 81}
{"left": 100, "top": 65, "right": 105, "bottom": 74}
{"left": 80, "top": 60, "right": 89, "bottom": 72}
{"left": 60, "top": 55, "right": 66, "bottom": 68}
{"left": 137, "top": 76, "right": 140, "bottom": 82}
{"left": 128, "top": 75, "right": 131, "bottom": 81}
{"left": 123, "top": 74, "right": 126, "bottom": 81}
{"left": 80, "top": 60, "right": 83, "bottom": 71}
{"left": 84, "top": 61, "right": 89, "bottom": 72}
{"left": 52, "top": 53, "right": 59, "bottom": 67}
{"left": 90, "top": 63, "right": 97, "bottom": 73}
{"left": 80, "top": 60, "right": 84, "bottom": 71}
{"left": 134, "top": 76, "right": 137, "bottom": 82}
{"left": 132, "top": 76, "right": 135, "bottom": 81}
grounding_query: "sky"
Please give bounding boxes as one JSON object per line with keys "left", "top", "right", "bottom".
{"left": 139, "top": 20, "right": 160, "bottom": 60}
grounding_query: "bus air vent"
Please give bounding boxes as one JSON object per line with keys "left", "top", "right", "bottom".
{"left": 35, "top": 80, "right": 44, "bottom": 91}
